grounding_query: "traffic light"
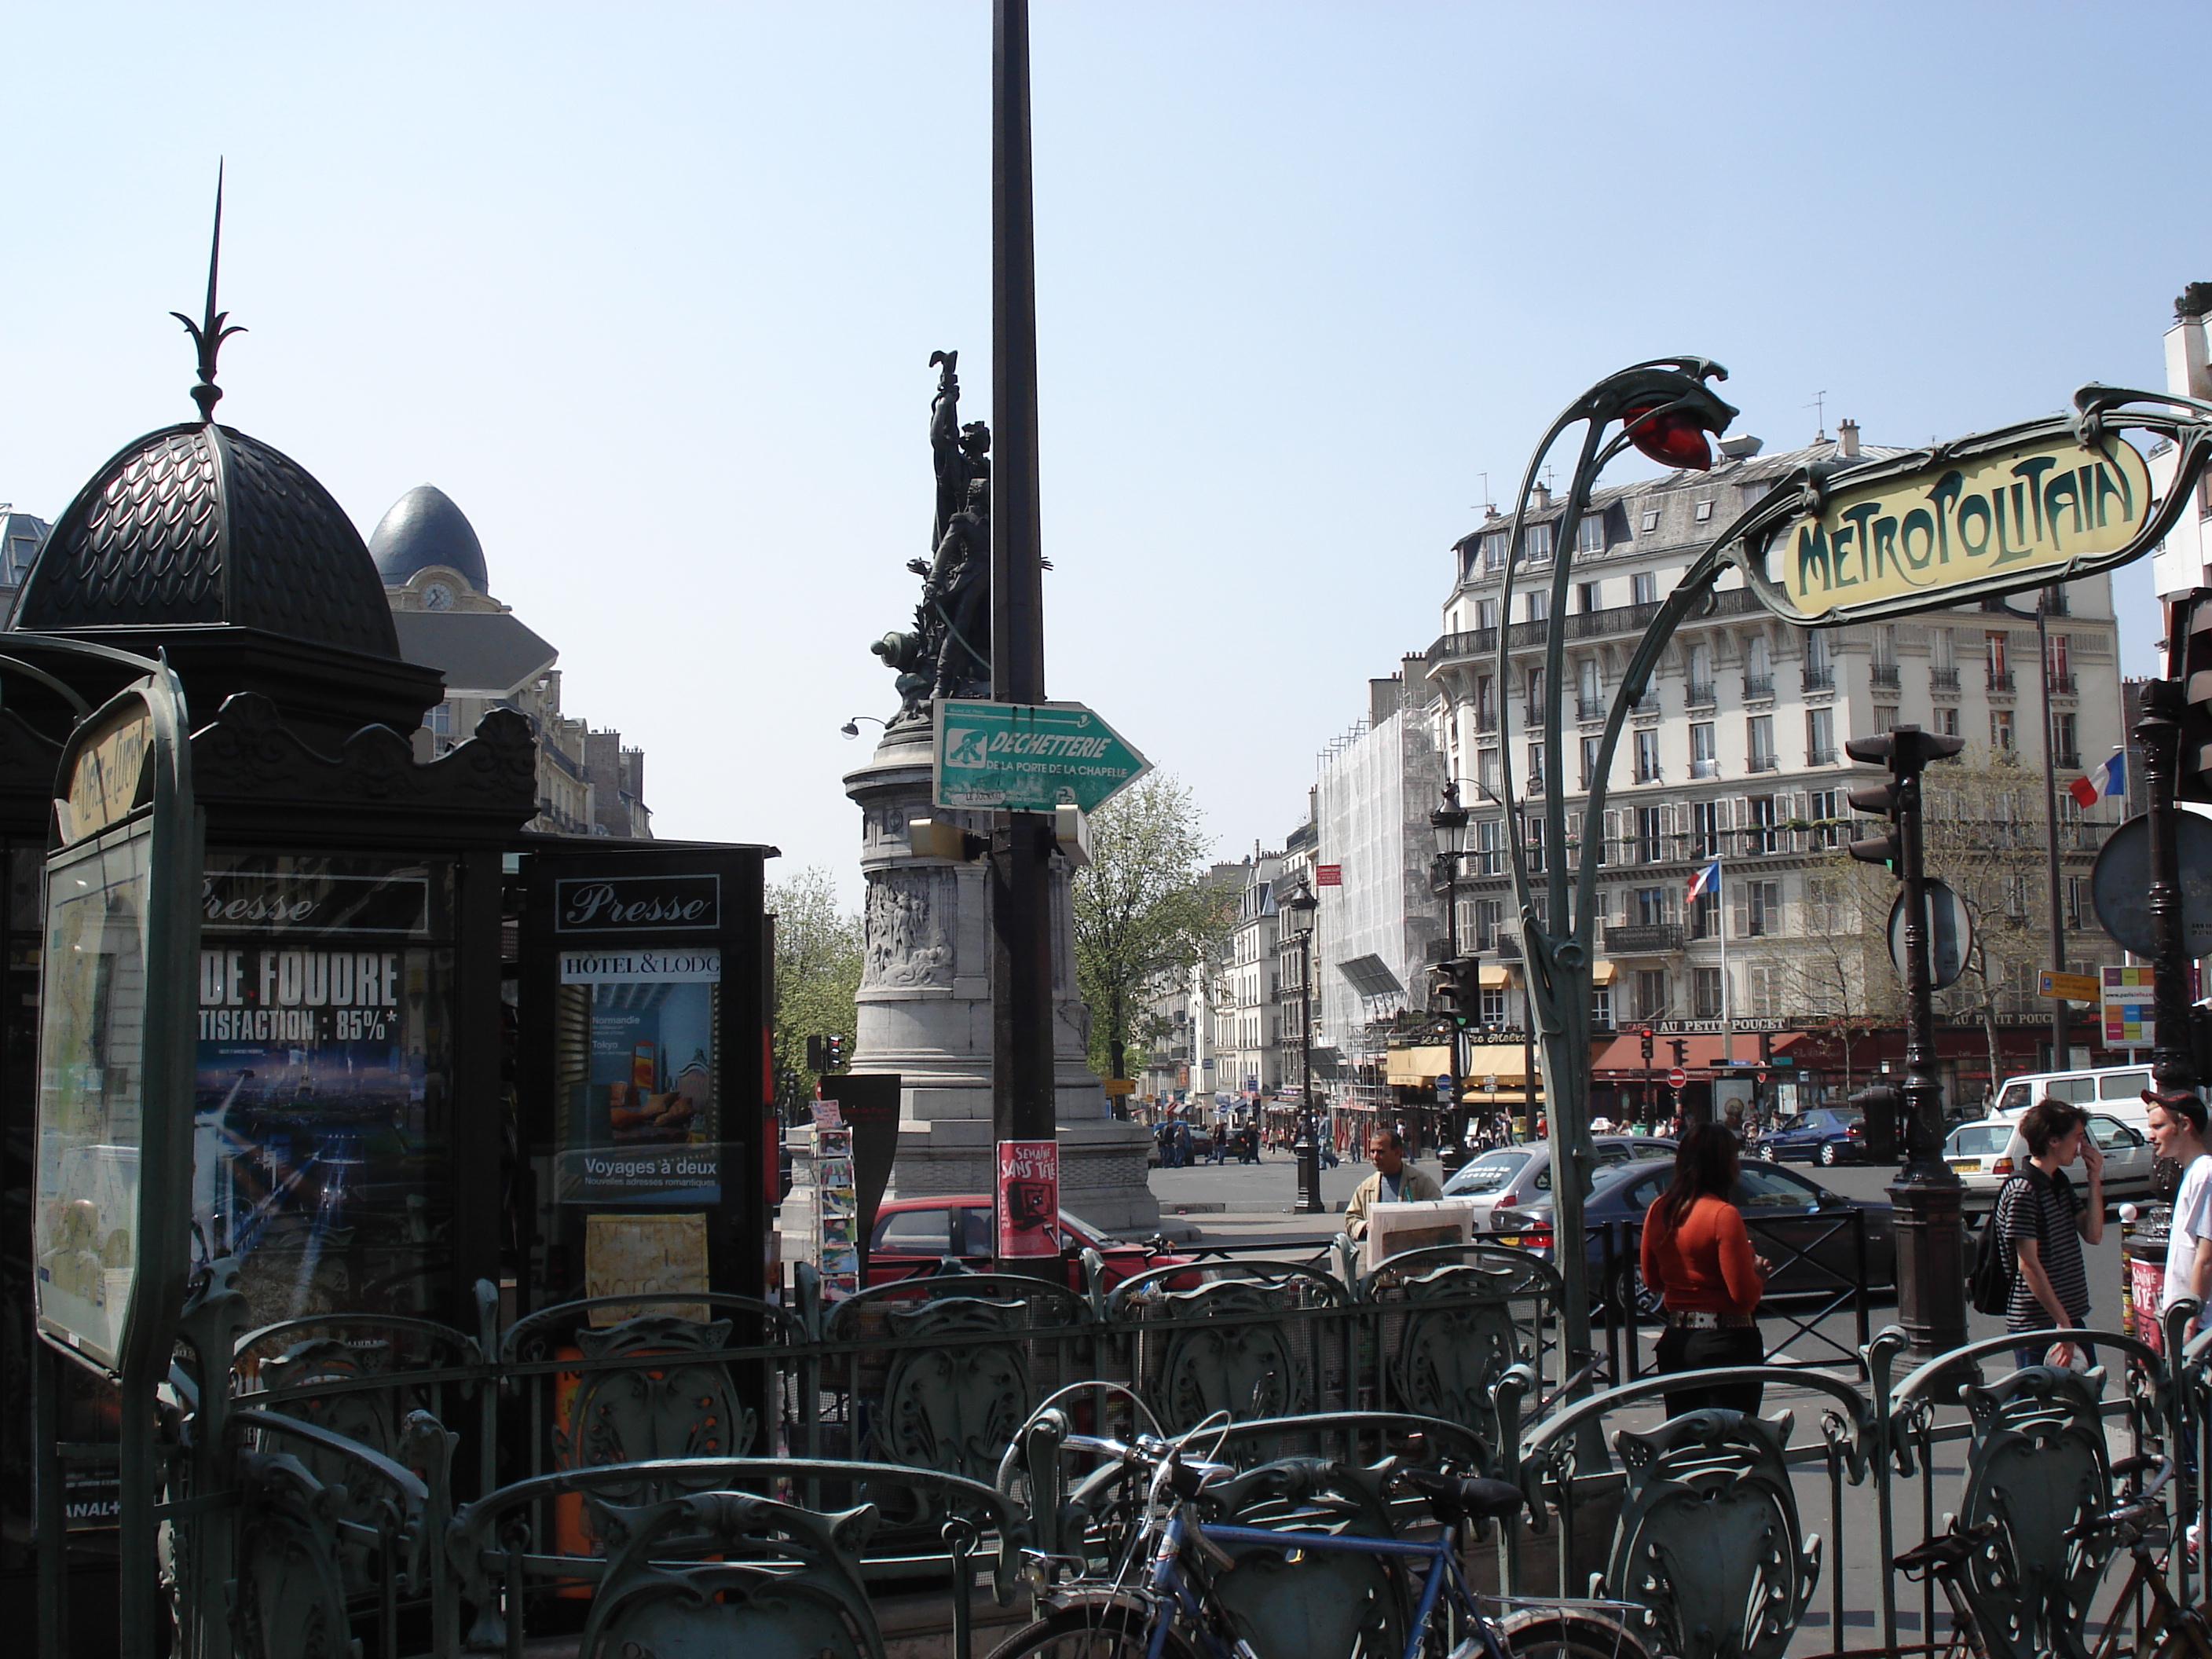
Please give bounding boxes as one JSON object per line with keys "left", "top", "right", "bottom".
{"left": 1639, "top": 1027, "right": 1655, "bottom": 1064}
{"left": 2173, "top": 588, "right": 2212, "bottom": 802}
{"left": 823, "top": 1033, "right": 846, "bottom": 1071}
{"left": 1431, "top": 956, "right": 1481, "bottom": 1027}
{"left": 1669, "top": 1038, "right": 1688, "bottom": 1068}
{"left": 805, "top": 1035, "right": 825, "bottom": 1071}
{"left": 1845, "top": 727, "right": 1965, "bottom": 872}
{"left": 1848, "top": 1081, "right": 1906, "bottom": 1163}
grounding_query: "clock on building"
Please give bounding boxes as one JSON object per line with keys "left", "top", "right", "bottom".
{"left": 423, "top": 581, "right": 455, "bottom": 611}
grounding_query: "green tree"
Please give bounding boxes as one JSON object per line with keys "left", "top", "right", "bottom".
{"left": 1071, "top": 775, "right": 1232, "bottom": 1086}
{"left": 767, "top": 866, "right": 863, "bottom": 1098}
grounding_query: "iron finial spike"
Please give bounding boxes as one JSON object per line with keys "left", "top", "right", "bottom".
{"left": 170, "top": 160, "right": 246, "bottom": 424}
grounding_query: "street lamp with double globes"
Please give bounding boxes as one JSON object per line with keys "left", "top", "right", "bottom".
{"left": 1278, "top": 881, "right": 1326, "bottom": 1215}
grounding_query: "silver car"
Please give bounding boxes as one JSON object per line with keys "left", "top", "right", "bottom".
{"left": 1947, "top": 1111, "right": 2155, "bottom": 1220}
{"left": 1441, "top": 1135, "right": 1673, "bottom": 1231}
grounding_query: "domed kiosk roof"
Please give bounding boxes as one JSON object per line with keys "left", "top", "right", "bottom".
{"left": 9, "top": 420, "right": 400, "bottom": 658}
{"left": 369, "top": 483, "right": 489, "bottom": 593}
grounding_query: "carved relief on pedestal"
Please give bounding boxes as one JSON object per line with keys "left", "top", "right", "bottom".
{"left": 863, "top": 867, "right": 955, "bottom": 989}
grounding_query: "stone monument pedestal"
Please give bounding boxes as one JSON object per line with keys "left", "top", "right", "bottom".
{"left": 780, "top": 723, "right": 1161, "bottom": 1269}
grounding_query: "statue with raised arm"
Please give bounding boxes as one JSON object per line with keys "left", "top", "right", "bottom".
{"left": 875, "top": 351, "right": 992, "bottom": 724}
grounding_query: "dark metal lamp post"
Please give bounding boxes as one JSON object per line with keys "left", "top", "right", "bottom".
{"left": 1281, "top": 882, "right": 1326, "bottom": 1214}
{"left": 1991, "top": 590, "right": 2071, "bottom": 1069}
{"left": 1430, "top": 784, "right": 1472, "bottom": 1141}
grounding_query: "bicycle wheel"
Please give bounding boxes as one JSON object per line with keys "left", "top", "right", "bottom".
{"left": 985, "top": 1597, "right": 1201, "bottom": 1659}
{"left": 1492, "top": 1610, "right": 1655, "bottom": 1659}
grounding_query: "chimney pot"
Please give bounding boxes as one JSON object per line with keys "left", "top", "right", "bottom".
{"left": 1837, "top": 419, "right": 1862, "bottom": 459}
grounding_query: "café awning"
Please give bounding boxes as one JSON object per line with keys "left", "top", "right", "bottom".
{"left": 1478, "top": 964, "right": 1513, "bottom": 987}
{"left": 1456, "top": 1044, "right": 1536, "bottom": 1086}
{"left": 1590, "top": 960, "right": 1618, "bottom": 985}
{"left": 1384, "top": 1045, "right": 1455, "bottom": 1086}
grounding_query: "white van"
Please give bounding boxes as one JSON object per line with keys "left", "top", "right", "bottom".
{"left": 1987, "top": 1064, "right": 2199, "bottom": 1131}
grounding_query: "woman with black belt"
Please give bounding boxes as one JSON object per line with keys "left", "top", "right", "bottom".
{"left": 1639, "top": 1122, "right": 1771, "bottom": 1416}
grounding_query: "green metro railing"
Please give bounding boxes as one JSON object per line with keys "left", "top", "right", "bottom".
{"left": 102, "top": 1246, "right": 2212, "bottom": 1659}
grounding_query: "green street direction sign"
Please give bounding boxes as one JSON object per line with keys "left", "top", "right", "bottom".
{"left": 932, "top": 698, "right": 1150, "bottom": 813}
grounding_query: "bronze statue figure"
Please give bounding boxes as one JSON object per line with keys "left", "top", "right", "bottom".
{"left": 874, "top": 351, "right": 992, "bottom": 725}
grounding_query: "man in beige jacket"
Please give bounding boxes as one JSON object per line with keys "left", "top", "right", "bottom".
{"left": 1345, "top": 1130, "right": 1443, "bottom": 1239}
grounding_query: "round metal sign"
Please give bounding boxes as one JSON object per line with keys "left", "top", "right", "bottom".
{"left": 2091, "top": 812, "right": 2212, "bottom": 960}
{"left": 1668, "top": 1067, "right": 1687, "bottom": 1088}
{"left": 1887, "top": 879, "right": 1973, "bottom": 991}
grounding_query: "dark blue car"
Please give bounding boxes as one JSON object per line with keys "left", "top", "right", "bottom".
{"left": 1756, "top": 1107, "right": 1866, "bottom": 1166}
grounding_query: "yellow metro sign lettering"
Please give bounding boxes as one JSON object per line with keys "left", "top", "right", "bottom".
{"left": 1786, "top": 434, "right": 2152, "bottom": 618}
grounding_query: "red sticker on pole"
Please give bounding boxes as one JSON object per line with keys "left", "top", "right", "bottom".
{"left": 995, "top": 1139, "right": 1060, "bottom": 1258}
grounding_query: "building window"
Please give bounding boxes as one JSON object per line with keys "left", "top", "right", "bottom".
{"left": 1526, "top": 742, "right": 1546, "bottom": 796}
{"left": 1525, "top": 522, "right": 1553, "bottom": 565}
{"left": 1991, "top": 709, "right": 2016, "bottom": 753}
{"left": 1474, "top": 898, "right": 1503, "bottom": 950}
{"left": 1635, "top": 730, "right": 1661, "bottom": 783}
{"left": 1635, "top": 968, "right": 1668, "bottom": 1021}
{"left": 1686, "top": 643, "right": 1714, "bottom": 706}
{"left": 1635, "top": 886, "right": 1669, "bottom": 927}
{"left": 1873, "top": 703, "right": 1900, "bottom": 732}
{"left": 1694, "top": 966, "right": 1724, "bottom": 1019}
{"left": 1591, "top": 986, "right": 1613, "bottom": 1028}
{"left": 1579, "top": 657, "right": 1602, "bottom": 717}
{"left": 1747, "top": 879, "right": 1781, "bottom": 937}
{"left": 1484, "top": 533, "right": 1510, "bottom": 572}
{"left": 1806, "top": 874, "right": 1841, "bottom": 931}
{"left": 1691, "top": 800, "right": 1721, "bottom": 858}
{"left": 2052, "top": 711, "right": 2078, "bottom": 769}
{"left": 1480, "top": 987, "right": 1508, "bottom": 1024}
{"left": 1936, "top": 706, "right": 1961, "bottom": 738}
{"left": 1581, "top": 735, "right": 1603, "bottom": 791}
{"left": 1474, "top": 674, "right": 1496, "bottom": 725}
{"left": 1807, "top": 706, "right": 1835, "bottom": 764}
{"left": 1806, "top": 787, "right": 1840, "bottom": 847}
{"left": 1632, "top": 571, "right": 1658, "bottom": 606}
{"left": 1636, "top": 806, "right": 1663, "bottom": 863}
{"left": 1690, "top": 722, "right": 1717, "bottom": 778}
{"left": 1478, "top": 749, "right": 1500, "bottom": 797}
{"left": 427, "top": 701, "right": 452, "bottom": 738}
{"left": 1932, "top": 628, "right": 1955, "bottom": 670}
{"left": 2048, "top": 633, "right": 2072, "bottom": 692}
{"left": 1526, "top": 816, "right": 1545, "bottom": 872}
{"left": 1745, "top": 794, "right": 1777, "bottom": 855}
{"left": 1474, "top": 598, "right": 1499, "bottom": 632}
{"left": 1690, "top": 890, "right": 1719, "bottom": 939}
{"left": 2067, "top": 874, "right": 2092, "bottom": 930}
{"left": 1987, "top": 630, "right": 2012, "bottom": 690}
{"left": 1804, "top": 630, "right": 1833, "bottom": 690}
{"left": 1745, "top": 633, "right": 1772, "bottom": 697}
{"left": 1749, "top": 965, "right": 1782, "bottom": 1019}
{"left": 1526, "top": 591, "right": 1550, "bottom": 623}
{"left": 1747, "top": 714, "right": 1776, "bottom": 771}
{"left": 1474, "top": 816, "right": 1501, "bottom": 876}
{"left": 1577, "top": 516, "right": 1605, "bottom": 554}
{"left": 1578, "top": 581, "right": 1602, "bottom": 613}
{"left": 1526, "top": 666, "right": 1545, "bottom": 709}
{"left": 1694, "top": 500, "right": 1715, "bottom": 523}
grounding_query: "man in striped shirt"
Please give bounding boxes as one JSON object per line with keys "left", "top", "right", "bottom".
{"left": 1994, "top": 1098, "right": 2105, "bottom": 1369}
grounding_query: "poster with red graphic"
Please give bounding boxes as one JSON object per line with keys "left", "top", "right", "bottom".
{"left": 995, "top": 1139, "right": 1060, "bottom": 1258}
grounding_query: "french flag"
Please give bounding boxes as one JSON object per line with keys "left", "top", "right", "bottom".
{"left": 2067, "top": 749, "right": 2125, "bottom": 809}
{"left": 1686, "top": 859, "right": 1721, "bottom": 904}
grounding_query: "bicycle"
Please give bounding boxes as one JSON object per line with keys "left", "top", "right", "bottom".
{"left": 1896, "top": 1455, "right": 2212, "bottom": 1659}
{"left": 989, "top": 1406, "right": 1655, "bottom": 1659}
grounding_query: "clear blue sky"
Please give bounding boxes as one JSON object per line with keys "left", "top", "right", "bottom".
{"left": 2, "top": 2, "right": 2201, "bottom": 902}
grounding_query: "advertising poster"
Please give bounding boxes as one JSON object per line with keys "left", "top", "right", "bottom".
{"left": 995, "top": 1138, "right": 1060, "bottom": 1258}
{"left": 191, "top": 856, "right": 452, "bottom": 1328}
{"left": 555, "top": 947, "right": 721, "bottom": 1205}
{"left": 33, "top": 833, "right": 152, "bottom": 1369}
{"left": 2104, "top": 965, "right": 2155, "bottom": 1048}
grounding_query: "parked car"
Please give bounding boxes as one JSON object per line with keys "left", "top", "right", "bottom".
{"left": 1758, "top": 1108, "right": 1867, "bottom": 1166}
{"left": 1989, "top": 1063, "right": 2166, "bottom": 1126}
{"left": 1945, "top": 1111, "right": 2156, "bottom": 1221}
{"left": 1440, "top": 1135, "right": 1675, "bottom": 1231}
{"left": 866, "top": 1195, "right": 1202, "bottom": 1291}
{"left": 1484, "top": 1156, "right": 1897, "bottom": 1309}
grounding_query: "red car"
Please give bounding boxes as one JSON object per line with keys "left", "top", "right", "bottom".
{"left": 866, "top": 1194, "right": 1202, "bottom": 1292}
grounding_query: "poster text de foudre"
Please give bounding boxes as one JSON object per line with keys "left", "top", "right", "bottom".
{"left": 196, "top": 947, "right": 401, "bottom": 1042}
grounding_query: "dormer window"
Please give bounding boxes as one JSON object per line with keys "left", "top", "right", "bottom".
{"left": 1639, "top": 510, "right": 1660, "bottom": 533}
{"left": 1694, "top": 501, "right": 1714, "bottom": 523}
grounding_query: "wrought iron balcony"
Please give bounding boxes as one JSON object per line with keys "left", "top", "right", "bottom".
{"left": 1690, "top": 758, "right": 1719, "bottom": 779}
{"left": 1604, "top": 922, "right": 1684, "bottom": 954}
{"left": 1632, "top": 692, "right": 1661, "bottom": 716}
{"left": 2055, "top": 749, "right": 2081, "bottom": 770}
{"left": 2048, "top": 672, "right": 2076, "bottom": 696}
{"left": 1930, "top": 666, "right": 1960, "bottom": 692}
{"left": 1870, "top": 663, "right": 1900, "bottom": 688}
{"left": 1577, "top": 697, "right": 1606, "bottom": 721}
{"left": 1987, "top": 670, "right": 2016, "bottom": 694}
{"left": 1748, "top": 753, "right": 1779, "bottom": 772}
{"left": 1473, "top": 711, "right": 1498, "bottom": 733}
{"left": 1807, "top": 747, "right": 1837, "bottom": 766}
{"left": 1686, "top": 681, "right": 1716, "bottom": 708}
{"left": 1802, "top": 668, "right": 1834, "bottom": 692}
{"left": 1742, "top": 676, "right": 1774, "bottom": 700}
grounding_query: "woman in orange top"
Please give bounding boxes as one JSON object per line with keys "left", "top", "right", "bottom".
{"left": 1639, "top": 1122, "right": 1771, "bottom": 1416}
